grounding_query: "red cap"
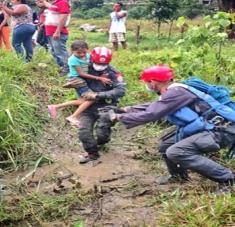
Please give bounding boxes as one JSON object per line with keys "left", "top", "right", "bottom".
{"left": 91, "top": 47, "right": 112, "bottom": 64}
{"left": 140, "top": 65, "right": 174, "bottom": 82}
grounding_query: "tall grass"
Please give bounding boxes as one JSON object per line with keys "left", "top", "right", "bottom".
{"left": 0, "top": 50, "right": 56, "bottom": 169}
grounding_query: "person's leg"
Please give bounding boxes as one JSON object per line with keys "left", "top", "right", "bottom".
{"left": 37, "top": 27, "right": 48, "bottom": 49}
{"left": 47, "top": 34, "right": 68, "bottom": 69}
{"left": 69, "top": 100, "right": 94, "bottom": 118}
{"left": 12, "top": 27, "right": 24, "bottom": 57}
{"left": 66, "top": 100, "right": 94, "bottom": 126}
{"left": 48, "top": 99, "right": 84, "bottom": 119}
{"left": 59, "top": 34, "right": 69, "bottom": 70}
{"left": 78, "top": 112, "right": 100, "bottom": 163}
{"left": 47, "top": 36, "right": 58, "bottom": 63}
{"left": 22, "top": 25, "right": 36, "bottom": 62}
{"left": 112, "top": 42, "right": 118, "bottom": 51}
{"left": 2, "top": 26, "right": 11, "bottom": 50}
{"left": 65, "top": 85, "right": 95, "bottom": 124}
{"left": 109, "top": 33, "right": 118, "bottom": 51}
{"left": 36, "top": 28, "right": 43, "bottom": 46}
{"left": 119, "top": 33, "right": 127, "bottom": 49}
{"left": 121, "top": 41, "right": 127, "bottom": 49}
{"left": 166, "top": 131, "right": 234, "bottom": 183}
{"left": 157, "top": 134, "right": 189, "bottom": 184}
{"left": 96, "top": 112, "right": 113, "bottom": 146}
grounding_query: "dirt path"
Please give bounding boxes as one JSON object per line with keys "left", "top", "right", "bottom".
{"left": 0, "top": 72, "right": 174, "bottom": 226}
{"left": 22, "top": 117, "right": 172, "bottom": 226}
{"left": 3, "top": 109, "right": 207, "bottom": 226}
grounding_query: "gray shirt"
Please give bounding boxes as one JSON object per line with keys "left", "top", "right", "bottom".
{"left": 119, "top": 86, "right": 198, "bottom": 129}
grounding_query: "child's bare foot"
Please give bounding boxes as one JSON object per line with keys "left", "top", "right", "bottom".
{"left": 66, "top": 116, "right": 79, "bottom": 127}
{"left": 48, "top": 105, "right": 57, "bottom": 119}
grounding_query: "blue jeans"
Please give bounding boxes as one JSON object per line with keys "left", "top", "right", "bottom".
{"left": 48, "top": 34, "right": 69, "bottom": 68}
{"left": 12, "top": 24, "right": 36, "bottom": 62}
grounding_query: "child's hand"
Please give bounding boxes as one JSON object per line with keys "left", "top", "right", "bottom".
{"left": 99, "top": 77, "right": 112, "bottom": 85}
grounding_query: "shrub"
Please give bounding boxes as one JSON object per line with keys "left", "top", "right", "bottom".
{"left": 128, "top": 6, "right": 150, "bottom": 19}
{"left": 72, "top": 6, "right": 110, "bottom": 19}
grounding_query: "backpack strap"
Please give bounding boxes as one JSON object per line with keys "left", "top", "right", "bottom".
{"left": 186, "top": 86, "right": 235, "bottom": 122}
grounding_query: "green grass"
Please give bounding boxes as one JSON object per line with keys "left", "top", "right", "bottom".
{"left": 158, "top": 192, "right": 235, "bottom": 226}
{"left": 0, "top": 51, "right": 39, "bottom": 169}
{"left": 0, "top": 48, "right": 62, "bottom": 170}
{"left": 0, "top": 17, "right": 235, "bottom": 225}
{"left": 0, "top": 190, "right": 93, "bottom": 225}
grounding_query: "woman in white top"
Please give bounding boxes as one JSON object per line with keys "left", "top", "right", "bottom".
{"left": 108, "top": 2, "right": 127, "bottom": 50}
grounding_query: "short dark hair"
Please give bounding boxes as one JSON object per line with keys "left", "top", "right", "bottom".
{"left": 116, "top": 2, "right": 123, "bottom": 7}
{"left": 71, "top": 40, "right": 88, "bottom": 51}
{"left": 21, "top": 0, "right": 27, "bottom": 4}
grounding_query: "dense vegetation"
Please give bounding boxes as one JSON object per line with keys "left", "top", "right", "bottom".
{"left": 0, "top": 11, "right": 235, "bottom": 226}
{"left": 71, "top": 0, "right": 212, "bottom": 20}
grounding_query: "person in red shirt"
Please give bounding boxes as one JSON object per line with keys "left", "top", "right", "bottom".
{"left": 36, "top": 0, "right": 71, "bottom": 74}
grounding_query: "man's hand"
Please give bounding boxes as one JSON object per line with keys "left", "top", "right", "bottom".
{"left": 99, "top": 109, "right": 119, "bottom": 125}
{"left": 53, "top": 30, "right": 60, "bottom": 39}
{"left": 109, "top": 109, "right": 118, "bottom": 122}
{"left": 120, "top": 106, "right": 130, "bottom": 113}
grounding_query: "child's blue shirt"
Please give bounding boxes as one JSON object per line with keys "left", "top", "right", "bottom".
{"left": 67, "top": 53, "right": 90, "bottom": 79}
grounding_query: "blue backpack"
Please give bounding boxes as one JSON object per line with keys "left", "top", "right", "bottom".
{"left": 182, "top": 77, "right": 235, "bottom": 158}
{"left": 182, "top": 77, "right": 235, "bottom": 111}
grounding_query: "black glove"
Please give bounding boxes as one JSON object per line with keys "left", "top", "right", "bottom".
{"left": 98, "top": 109, "right": 119, "bottom": 126}
{"left": 98, "top": 105, "right": 126, "bottom": 114}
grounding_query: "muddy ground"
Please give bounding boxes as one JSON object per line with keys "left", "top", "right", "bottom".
{"left": 3, "top": 112, "right": 191, "bottom": 226}
{"left": 38, "top": 120, "right": 166, "bottom": 226}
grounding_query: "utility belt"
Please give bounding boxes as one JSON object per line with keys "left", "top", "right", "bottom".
{"left": 211, "top": 117, "right": 235, "bottom": 159}
{"left": 210, "top": 115, "right": 235, "bottom": 135}
{"left": 161, "top": 122, "right": 235, "bottom": 140}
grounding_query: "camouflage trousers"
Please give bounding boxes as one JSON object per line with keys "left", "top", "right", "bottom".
{"left": 78, "top": 109, "right": 112, "bottom": 154}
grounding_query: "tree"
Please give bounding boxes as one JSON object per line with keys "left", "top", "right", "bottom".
{"left": 71, "top": 0, "right": 80, "bottom": 9}
{"left": 148, "top": 0, "right": 180, "bottom": 36}
{"left": 73, "top": 0, "right": 104, "bottom": 10}
{"left": 178, "top": 0, "right": 205, "bottom": 19}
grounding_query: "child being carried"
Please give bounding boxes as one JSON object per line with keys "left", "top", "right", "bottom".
{"left": 48, "top": 40, "right": 112, "bottom": 126}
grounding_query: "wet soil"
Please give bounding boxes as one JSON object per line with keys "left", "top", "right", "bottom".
{"left": 4, "top": 113, "right": 175, "bottom": 226}
{"left": 38, "top": 120, "right": 163, "bottom": 226}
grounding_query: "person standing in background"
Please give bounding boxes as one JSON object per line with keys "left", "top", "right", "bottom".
{"left": 0, "top": 0, "right": 35, "bottom": 61}
{"left": 37, "top": 7, "right": 48, "bottom": 50}
{"left": 108, "top": 2, "right": 127, "bottom": 51}
{"left": 37, "top": 0, "right": 71, "bottom": 75}
{"left": 0, "top": 9, "right": 11, "bottom": 50}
